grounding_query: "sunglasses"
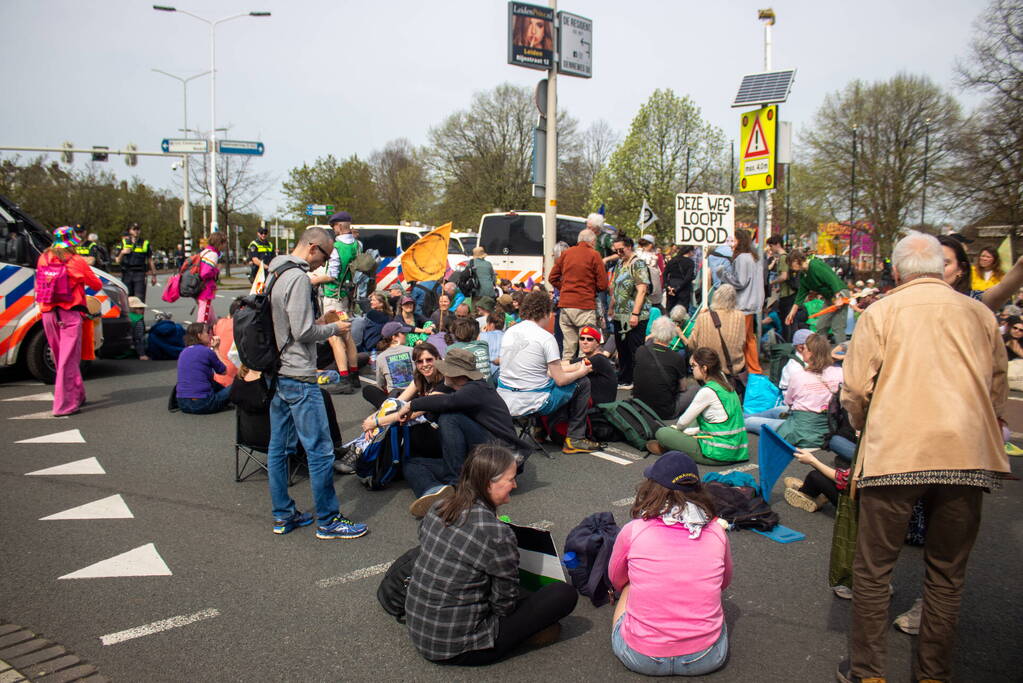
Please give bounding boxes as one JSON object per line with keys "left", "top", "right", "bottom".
{"left": 311, "top": 243, "right": 330, "bottom": 258}
{"left": 579, "top": 336, "right": 597, "bottom": 342}
{"left": 1013, "top": 327, "right": 1023, "bottom": 332}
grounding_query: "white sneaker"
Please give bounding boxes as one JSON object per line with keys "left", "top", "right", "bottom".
{"left": 894, "top": 597, "right": 923, "bottom": 635}
{"left": 409, "top": 485, "right": 454, "bottom": 518}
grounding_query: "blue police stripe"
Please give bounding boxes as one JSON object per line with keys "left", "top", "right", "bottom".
{"left": 5, "top": 273, "right": 35, "bottom": 308}
{"left": 0, "top": 264, "right": 21, "bottom": 287}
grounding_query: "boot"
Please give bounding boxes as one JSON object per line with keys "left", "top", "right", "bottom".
{"left": 348, "top": 371, "right": 362, "bottom": 391}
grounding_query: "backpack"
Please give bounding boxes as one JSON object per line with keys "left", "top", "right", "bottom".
{"left": 564, "top": 512, "right": 621, "bottom": 607}
{"left": 352, "top": 251, "right": 377, "bottom": 276}
{"left": 597, "top": 398, "right": 665, "bottom": 451}
{"left": 178, "top": 253, "right": 205, "bottom": 298}
{"left": 232, "top": 262, "right": 303, "bottom": 373}
{"left": 414, "top": 281, "right": 442, "bottom": 318}
{"left": 704, "top": 482, "right": 779, "bottom": 531}
{"left": 457, "top": 260, "right": 480, "bottom": 297}
{"left": 742, "top": 373, "right": 783, "bottom": 416}
{"left": 376, "top": 546, "right": 421, "bottom": 623}
{"left": 355, "top": 422, "right": 410, "bottom": 490}
{"left": 36, "top": 259, "right": 72, "bottom": 304}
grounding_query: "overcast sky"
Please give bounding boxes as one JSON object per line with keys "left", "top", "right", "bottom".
{"left": 1, "top": 0, "right": 989, "bottom": 224}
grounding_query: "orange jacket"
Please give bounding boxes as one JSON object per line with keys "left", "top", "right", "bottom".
{"left": 548, "top": 242, "right": 608, "bottom": 310}
{"left": 36, "top": 250, "right": 103, "bottom": 313}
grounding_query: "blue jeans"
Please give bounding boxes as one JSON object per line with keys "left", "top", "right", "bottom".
{"left": 179, "top": 385, "right": 231, "bottom": 414}
{"left": 744, "top": 406, "right": 786, "bottom": 435}
{"left": 829, "top": 434, "right": 856, "bottom": 461}
{"left": 268, "top": 376, "right": 339, "bottom": 524}
{"left": 612, "top": 617, "right": 728, "bottom": 676}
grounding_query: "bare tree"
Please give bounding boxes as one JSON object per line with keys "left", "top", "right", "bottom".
{"left": 370, "top": 139, "right": 433, "bottom": 223}
{"left": 957, "top": 0, "right": 1023, "bottom": 103}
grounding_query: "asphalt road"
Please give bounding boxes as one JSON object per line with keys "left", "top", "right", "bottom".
{"left": 1, "top": 285, "right": 1021, "bottom": 682}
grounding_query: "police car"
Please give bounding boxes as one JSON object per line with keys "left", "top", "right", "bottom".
{"left": 0, "top": 194, "right": 133, "bottom": 382}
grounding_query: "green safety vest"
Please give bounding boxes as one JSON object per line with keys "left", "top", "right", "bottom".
{"left": 321, "top": 239, "right": 359, "bottom": 299}
{"left": 249, "top": 240, "right": 274, "bottom": 253}
{"left": 75, "top": 242, "right": 94, "bottom": 257}
{"left": 696, "top": 380, "right": 749, "bottom": 462}
{"left": 119, "top": 238, "right": 149, "bottom": 269}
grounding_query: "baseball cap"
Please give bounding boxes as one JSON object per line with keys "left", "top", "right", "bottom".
{"left": 257, "top": 226, "right": 268, "bottom": 234}
{"left": 792, "top": 329, "right": 813, "bottom": 346}
{"left": 381, "top": 321, "right": 411, "bottom": 338}
{"left": 579, "top": 326, "right": 602, "bottom": 342}
{"left": 328, "top": 211, "right": 352, "bottom": 224}
{"left": 400, "top": 295, "right": 414, "bottom": 305}
{"left": 640, "top": 234, "right": 656, "bottom": 245}
{"left": 643, "top": 451, "right": 701, "bottom": 491}
{"left": 434, "top": 347, "right": 483, "bottom": 380}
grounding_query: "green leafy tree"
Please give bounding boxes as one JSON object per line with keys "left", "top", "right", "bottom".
{"left": 280, "top": 154, "right": 387, "bottom": 224}
{"left": 370, "top": 138, "right": 434, "bottom": 223}
{"left": 589, "top": 89, "right": 728, "bottom": 242}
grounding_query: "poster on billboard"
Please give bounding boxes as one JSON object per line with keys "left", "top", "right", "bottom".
{"left": 508, "top": 2, "right": 555, "bottom": 71}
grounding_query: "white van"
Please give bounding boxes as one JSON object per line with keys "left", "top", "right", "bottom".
{"left": 476, "top": 211, "right": 588, "bottom": 285}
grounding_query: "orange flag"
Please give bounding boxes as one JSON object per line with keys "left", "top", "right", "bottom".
{"left": 401, "top": 222, "right": 451, "bottom": 282}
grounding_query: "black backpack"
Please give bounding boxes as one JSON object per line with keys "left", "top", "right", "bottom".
{"left": 232, "top": 262, "right": 302, "bottom": 373}
{"left": 377, "top": 546, "right": 421, "bottom": 623}
{"left": 457, "top": 260, "right": 480, "bottom": 297}
{"left": 355, "top": 423, "right": 410, "bottom": 490}
{"left": 705, "top": 482, "right": 779, "bottom": 531}
{"left": 564, "top": 512, "right": 621, "bottom": 607}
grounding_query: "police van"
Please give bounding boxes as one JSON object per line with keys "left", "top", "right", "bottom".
{"left": 0, "top": 194, "right": 133, "bottom": 382}
{"left": 476, "top": 211, "right": 588, "bottom": 285}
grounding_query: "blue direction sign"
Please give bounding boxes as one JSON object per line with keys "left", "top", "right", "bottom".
{"left": 305, "top": 204, "right": 335, "bottom": 216}
{"left": 161, "top": 138, "right": 209, "bottom": 153}
{"left": 218, "top": 140, "right": 264, "bottom": 156}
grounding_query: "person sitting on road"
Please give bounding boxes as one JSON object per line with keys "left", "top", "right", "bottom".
{"left": 392, "top": 348, "right": 527, "bottom": 517}
{"left": 395, "top": 294, "right": 430, "bottom": 346}
{"left": 176, "top": 322, "right": 232, "bottom": 415}
{"left": 449, "top": 317, "right": 492, "bottom": 381}
{"left": 405, "top": 444, "right": 578, "bottom": 665}
{"left": 743, "top": 333, "right": 842, "bottom": 449}
{"left": 373, "top": 321, "right": 415, "bottom": 395}
{"left": 779, "top": 328, "right": 811, "bottom": 391}
{"left": 685, "top": 284, "right": 746, "bottom": 382}
{"left": 496, "top": 290, "right": 600, "bottom": 455}
{"left": 358, "top": 292, "right": 393, "bottom": 354}
{"left": 429, "top": 293, "right": 453, "bottom": 330}
{"left": 781, "top": 447, "right": 852, "bottom": 513}
{"left": 649, "top": 347, "right": 749, "bottom": 465}
{"left": 478, "top": 312, "right": 505, "bottom": 378}
{"left": 575, "top": 325, "right": 617, "bottom": 405}
{"left": 609, "top": 450, "right": 732, "bottom": 677}
{"left": 633, "top": 316, "right": 695, "bottom": 421}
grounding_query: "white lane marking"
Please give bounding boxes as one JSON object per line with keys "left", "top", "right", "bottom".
{"left": 1011, "top": 431, "right": 1023, "bottom": 440}
{"left": 591, "top": 451, "right": 633, "bottom": 466}
{"left": 26, "top": 457, "right": 104, "bottom": 476}
{"left": 15, "top": 428, "right": 85, "bottom": 444}
{"left": 1010, "top": 396, "right": 1023, "bottom": 402}
{"left": 41, "top": 494, "right": 133, "bottom": 520}
{"left": 611, "top": 497, "right": 633, "bottom": 507}
{"left": 216, "top": 295, "right": 224, "bottom": 299}
{"left": 150, "top": 309, "right": 163, "bottom": 315}
{"left": 2, "top": 391, "right": 54, "bottom": 402}
{"left": 10, "top": 410, "right": 67, "bottom": 420}
{"left": 317, "top": 561, "right": 393, "bottom": 588}
{"left": 60, "top": 542, "right": 171, "bottom": 579}
{"left": 601, "top": 445, "right": 643, "bottom": 461}
{"left": 359, "top": 375, "right": 378, "bottom": 386}
{"left": 99, "top": 608, "right": 219, "bottom": 646}
{"left": 717, "top": 463, "right": 759, "bottom": 475}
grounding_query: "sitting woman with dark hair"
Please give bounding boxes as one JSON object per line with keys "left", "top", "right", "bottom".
{"left": 648, "top": 347, "right": 749, "bottom": 465}
{"left": 176, "top": 322, "right": 231, "bottom": 414}
{"left": 405, "top": 444, "right": 578, "bottom": 665}
{"left": 609, "top": 450, "right": 731, "bottom": 677}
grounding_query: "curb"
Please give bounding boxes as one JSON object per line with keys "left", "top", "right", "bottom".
{"left": 0, "top": 623, "right": 105, "bottom": 683}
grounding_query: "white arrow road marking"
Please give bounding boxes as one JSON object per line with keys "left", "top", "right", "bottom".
{"left": 26, "top": 457, "right": 104, "bottom": 476}
{"left": 2, "top": 392, "right": 54, "bottom": 402}
{"left": 15, "top": 429, "right": 85, "bottom": 444}
{"left": 59, "top": 543, "right": 171, "bottom": 579}
{"left": 99, "top": 608, "right": 219, "bottom": 646}
{"left": 41, "top": 494, "right": 133, "bottom": 520}
{"left": 316, "top": 561, "right": 393, "bottom": 588}
{"left": 10, "top": 410, "right": 67, "bottom": 420}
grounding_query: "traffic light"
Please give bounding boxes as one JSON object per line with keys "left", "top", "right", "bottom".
{"left": 92, "top": 146, "right": 109, "bottom": 162}
{"left": 61, "top": 142, "right": 73, "bottom": 164}
{"left": 125, "top": 143, "right": 138, "bottom": 167}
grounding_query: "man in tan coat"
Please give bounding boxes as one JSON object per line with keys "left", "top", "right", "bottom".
{"left": 837, "top": 232, "right": 1009, "bottom": 683}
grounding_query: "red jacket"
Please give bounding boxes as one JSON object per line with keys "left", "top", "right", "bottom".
{"left": 36, "top": 250, "right": 103, "bottom": 313}
{"left": 548, "top": 242, "right": 608, "bottom": 310}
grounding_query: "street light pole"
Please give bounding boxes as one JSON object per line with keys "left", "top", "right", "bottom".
{"left": 153, "top": 5, "right": 270, "bottom": 235}
{"left": 921, "top": 117, "right": 930, "bottom": 227}
{"left": 151, "top": 68, "right": 210, "bottom": 257}
{"left": 850, "top": 124, "right": 858, "bottom": 231}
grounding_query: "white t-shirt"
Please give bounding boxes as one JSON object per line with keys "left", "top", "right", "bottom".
{"left": 497, "top": 320, "right": 559, "bottom": 415}
{"left": 674, "top": 386, "right": 727, "bottom": 427}
{"left": 779, "top": 351, "right": 805, "bottom": 391}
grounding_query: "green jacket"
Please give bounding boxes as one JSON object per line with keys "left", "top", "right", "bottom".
{"left": 794, "top": 257, "right": 847, "bottom": 305}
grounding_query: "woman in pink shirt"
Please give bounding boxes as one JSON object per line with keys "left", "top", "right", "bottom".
{"left": 609, "top": 451, "right": 732, "bottom": 676}
{"left": 196, "top": 232, "right": 226, "bottom": 326}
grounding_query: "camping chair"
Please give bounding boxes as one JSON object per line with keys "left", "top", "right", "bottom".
{"left": 235, "top": 407, "right": 304, "bottom": 485}
{"left": 513, "top": 411, "right": 553, "bottom": 459}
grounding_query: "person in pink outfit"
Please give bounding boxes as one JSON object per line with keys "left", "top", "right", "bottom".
{"left": 36, "top": 226, "right": 102, "bottom": 416}
{"left": 609, "top": 450, "right": 732, "bottom": 677}
{"left": 196, "top": 231, "right": 226, "bottom": 326}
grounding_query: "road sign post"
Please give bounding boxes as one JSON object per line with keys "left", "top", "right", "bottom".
{"left": 305, "top": 204, "right": 335, "bottom": 217}
{"left": 676, "top": 193, "right": 735, "bottom": 310}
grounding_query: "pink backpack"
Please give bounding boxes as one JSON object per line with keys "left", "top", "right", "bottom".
{"left": 36, "top": 260, "right": 72, "bottom": 304}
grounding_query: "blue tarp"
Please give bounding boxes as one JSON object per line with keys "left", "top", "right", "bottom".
{"left": 758, "top": 425, "right": 796, "bottom": 502}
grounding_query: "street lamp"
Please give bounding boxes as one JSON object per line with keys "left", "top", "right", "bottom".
{"left": 921, "top": 117, "right": 931, "bottom": 227}
{"left": 152, "top": 5, "right": 270, "bottom": 234}
{"left": 151, "top": 68, "right": 210, "bottom": 254}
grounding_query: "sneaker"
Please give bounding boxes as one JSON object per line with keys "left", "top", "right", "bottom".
{"left": 409, "top": 485, "right": 454, "bottom": 518}
{"left": 835, "top": 658, "right": 886, "bottom": 683}
{"left": 348, "top": 372, "right": 362, "bottom": 390}
{"left": 316, "top": 514, "right": 368, "bottom": 540}
{"left": 893, "top": 597, "right": 923, "bottom": 635}
{"left": 325, "top": 378, "right": 355, "bottom": 395}
{"left": 273, "top": 510, "right": 314, "bottom": 535}
{"left": 617, "top": 383, "right": 633, "bottom": 391}
{"left": 646, "top": 440, "right": 665, "bottom": 455}
{"left": 783, "top": 476, "right": 804, "bottom": 490}
{"left": 333, "top": 448, "right": 358, "bottom": 475}
{"left": 832, "top": 584, "right": 853, "bottom": 600}
{"left": 562, "top": 437, "right": 601, "bottom": 454}
{"left": 785, "top": 487, "right": 821, "bottom": 512}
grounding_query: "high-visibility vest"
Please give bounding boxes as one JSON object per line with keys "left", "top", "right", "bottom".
{"left": 75, "top": 242, "right": 94, "bottom": 257}
{"left": 119, "top": 238, "right": 149, "bottom": 270}
{"left": 695, "top": 380, "right": 749, "bottom": 462}
{"left": 248, "top": 239, "right": 274, "bottom": 255}
{"left": 321, "top": 239, "right": 359, "bottom": 299}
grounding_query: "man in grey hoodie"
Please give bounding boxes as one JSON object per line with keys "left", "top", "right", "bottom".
{"left": 266, "top": 227, "right": 368, "bottom": 541}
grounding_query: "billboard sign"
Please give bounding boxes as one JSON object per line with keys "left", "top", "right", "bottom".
{"left": 557, "top": 11, "right": 592, "bottom": 78}
{"left": 508, "top": 2, "right": 555, "bottom": 71}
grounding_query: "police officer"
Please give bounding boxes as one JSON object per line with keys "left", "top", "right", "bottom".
{"left": 72, "top": 225, "right": 98, "bottom": 266}
{"left": 115, "top": 222, "right": 156, "bottom": 301}
{"left": 247, "top": 226, "right": 275, "bottom": 282}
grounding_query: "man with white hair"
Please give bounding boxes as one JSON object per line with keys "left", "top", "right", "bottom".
{"left": 548, "top": 228, "right": 608, "bottom": 360}
{"left": 632, "top": 315, "right": 692, "bottom": 420}
{"left": 836, "top": 231, "right": 1009, "bottom": 683}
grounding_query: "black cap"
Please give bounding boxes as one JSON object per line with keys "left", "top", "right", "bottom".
{"left": 257, "top": 226, "right": 268, "bottom": 234}
{"left": 328, "top": 211, "right": 352, "bottom": 224}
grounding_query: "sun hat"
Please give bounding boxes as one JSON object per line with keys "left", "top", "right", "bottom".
{"left": 643, "top": 451, "right": 701, "bottom": 491}
{"left": 128, "top": 296, "right": 147, "bottom": 309}
{"left": 434, "top": 347, "right": 483, "bottom": 380}
{"left": 51, "top": 226, "right": 81, "bottom": 249}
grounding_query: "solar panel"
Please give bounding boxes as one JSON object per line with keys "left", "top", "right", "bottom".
{"left": 732, "top": 69, "right": 796, "bottom": 108}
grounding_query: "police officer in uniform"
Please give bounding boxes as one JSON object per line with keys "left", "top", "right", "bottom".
{"left": 115, "top": 222, "right": 156, "bottom": 301}
{"left": 73, "top": 225, "right": 99, "bottom": 266}
{"left": 247, "top": 226, "right": 275, "bottom": 282}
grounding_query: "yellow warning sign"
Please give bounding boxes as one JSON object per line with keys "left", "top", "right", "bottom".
{"left": 739, "top": 105, "right": 777, "bottom": 192}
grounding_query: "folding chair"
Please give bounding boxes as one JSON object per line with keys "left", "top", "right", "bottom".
{"left": 234, "top": 407, "right": 304, "bottom": 485}
{"left": 513, "top": 411, "right": 553, "bottom": 459}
